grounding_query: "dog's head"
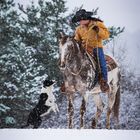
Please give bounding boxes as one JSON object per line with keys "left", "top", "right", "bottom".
{"left": 39, "top": 93, "right": 48, "bottom": 101}
{"left": 43, "top": 79, "right": 55, "bottom": 88}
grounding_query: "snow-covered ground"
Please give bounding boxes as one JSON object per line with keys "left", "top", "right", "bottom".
{"left": 0, "top": 129, "right": 139, "bottom": 140}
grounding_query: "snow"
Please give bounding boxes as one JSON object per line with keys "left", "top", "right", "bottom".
{"left": 0, "top": 104, "right": 11, "bottom": 113}
{"left": 0, "top": 129, "right": 139, "bottom": 140}
{"left": 5, "top": 82, "right": 18, "bottom": 92}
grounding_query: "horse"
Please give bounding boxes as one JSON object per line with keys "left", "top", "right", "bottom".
{"left": 58, "top": 34, "right": 120, "bottom": 129}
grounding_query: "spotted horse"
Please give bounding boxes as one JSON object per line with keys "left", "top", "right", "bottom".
{"left": 59, "top": 34, "right": 120, "bottom": 129}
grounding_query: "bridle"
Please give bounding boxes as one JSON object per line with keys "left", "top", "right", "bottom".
{"left": 59, "top": 39, "right": 83, "bottom": 76}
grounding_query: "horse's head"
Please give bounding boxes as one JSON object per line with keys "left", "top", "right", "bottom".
{"left": 59, "top": 32, "right": 78, "bottom": 69}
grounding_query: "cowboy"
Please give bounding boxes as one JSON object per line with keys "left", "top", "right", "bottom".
{"left": 72, "top": 9, "right": 110, "bottom": 92}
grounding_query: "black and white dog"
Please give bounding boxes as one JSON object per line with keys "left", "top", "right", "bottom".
{"left": 22, "top": 79, "right": 59, "bottom": 128}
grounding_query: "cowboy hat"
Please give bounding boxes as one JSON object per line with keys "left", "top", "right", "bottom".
{"left": 72, "top": 9, "right": 93, "bottom": 23}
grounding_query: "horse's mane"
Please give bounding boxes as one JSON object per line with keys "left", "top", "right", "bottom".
{"left": 60, "top": 35, "right": 69, "bottom": 45}
{"left": 60, "top": 35, "right": 83, "bottom": 54}
{"left": 69, "top": 36, "right": 86, "bottom": 56}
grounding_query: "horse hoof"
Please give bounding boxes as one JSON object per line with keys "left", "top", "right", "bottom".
{"left": 91, "top": 119, "right": 96, "bottom": 129}
{"left": 68, "top": 126, "right": 73, "bottom": 129}
{"left": 106, "top": 124, "right": 110, "bottom": 129}
{"left": 80, "top": 126, "right": 85, "bottom": 129}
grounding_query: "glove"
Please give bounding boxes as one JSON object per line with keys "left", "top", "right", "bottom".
{"left": 92, "top": 26, "right": 99, "bottom": 33}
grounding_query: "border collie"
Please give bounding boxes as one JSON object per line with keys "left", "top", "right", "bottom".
{"left": 22, "top": 79, "right": 59, "bottom": 128}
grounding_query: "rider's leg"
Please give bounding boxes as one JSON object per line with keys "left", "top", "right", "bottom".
{"left": 93, "top": 48, "right": 109, "bottom": 92}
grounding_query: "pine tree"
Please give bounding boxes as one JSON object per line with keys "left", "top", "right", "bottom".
{"left": 18, "top": 0, "right": 68, "bottom": 82}
{"left": 0, "top": 0, "right": 25, "bottom": 128}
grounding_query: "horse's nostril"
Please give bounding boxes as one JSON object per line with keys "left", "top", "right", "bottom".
{"left": 60, "top": 62, "right": 66, "bottom": 69}
{"left": 61, "top": 63, "right": 65, "bottom": 68}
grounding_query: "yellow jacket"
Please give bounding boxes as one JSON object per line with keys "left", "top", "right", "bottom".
{"left": 74, "top": 20, "right": 110, "bottom": 53}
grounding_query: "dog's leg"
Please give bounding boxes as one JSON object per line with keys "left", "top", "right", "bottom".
{"left": 33, "top": 119, "right": 42, "bottom": 129}
{"left": 51, "top": 103, "right": 59, "bottom": 113}
{"left": 40, "top": 108, "right": 52, "bottom": 117}
{"left": 55, "top": 103, "right": 59, "bottom": 112}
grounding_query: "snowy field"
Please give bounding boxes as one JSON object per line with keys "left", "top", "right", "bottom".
{"left": 0, "top": 129, "right": 139, "bottom": 140}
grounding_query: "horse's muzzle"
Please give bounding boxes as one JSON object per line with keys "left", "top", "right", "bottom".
{"left": 60, "top": 62, "right": 66, "bottom": 70}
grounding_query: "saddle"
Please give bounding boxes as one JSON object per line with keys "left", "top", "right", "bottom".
{"left": 105, "top": 55, "right": 118, "bottom": 72}
{"left": 86, "top": 52, "right": 118, "bottom": 72}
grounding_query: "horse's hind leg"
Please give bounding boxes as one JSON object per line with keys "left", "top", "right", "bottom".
{"left": 106, "top": 91, "right": 117, "bottom": 129}
{"left": 106, "top": 69, "right": 121, "bottom": 129}
{"left": 107, "top": 86, "right": 120, "bottom": 129}
{"left": 67, "top": 94, "right": 74, "bottom": 129}
{"left": 80, "top": 97, "right": 86, "bottom": 128}
{"left": 92, "top": 93, "right": 104, "bottom": 129}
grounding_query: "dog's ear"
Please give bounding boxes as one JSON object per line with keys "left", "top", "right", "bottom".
{"left": 43, "top": 79, "right": 55, "bottom": 87}
{"left": 49, "top": 80, "right": 55, "bottom": 85}
{"left": 43, "top": 80, "right": 47, "bottom": 86}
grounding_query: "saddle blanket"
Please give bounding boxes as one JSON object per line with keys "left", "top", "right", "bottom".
{"left": 105, "top": 55, "right": 118, "bottom": 72}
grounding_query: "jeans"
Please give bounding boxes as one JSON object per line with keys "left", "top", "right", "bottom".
{"left": 93, "top": 48, "right": 108, "bottom": 81}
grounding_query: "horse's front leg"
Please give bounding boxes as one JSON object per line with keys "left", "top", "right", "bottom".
{"left": 67, "top": 94, "right": 74, "bottom": 129}
{"left": 92, "top": 93, "right": 104, "bottom": 129}
{"left": 80, "top": 97, "right": 86, "bottom": 128}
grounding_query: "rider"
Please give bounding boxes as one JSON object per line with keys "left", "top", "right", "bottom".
{"left": 72, "top": 9, "right": 110, "bottom": 92}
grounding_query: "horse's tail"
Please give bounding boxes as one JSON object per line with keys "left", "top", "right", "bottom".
{"left": 113, "top": 72, "right": 121, "bottom": 122}
{"left": 113, "top": 86, "right": 120, "bottom": 120}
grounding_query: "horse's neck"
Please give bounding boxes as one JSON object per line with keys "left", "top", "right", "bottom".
{"left": 72, "top": 46, "right": 95, "bottom": 69}
{"left": 66, "top": 45, "right": 85, "bottom": 72}
{"left": 72, "top": 45, "right": 84, "bottom": 63}
{"left": 73, "top": 42, "right": 85, "bottom": 59}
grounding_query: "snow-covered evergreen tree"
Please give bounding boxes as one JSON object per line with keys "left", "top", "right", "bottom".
{"left": 0, "top": 0, "right": 23, "bottom": 128}
{"left": 0, "top": 0, "right": 68, "bottom": 128}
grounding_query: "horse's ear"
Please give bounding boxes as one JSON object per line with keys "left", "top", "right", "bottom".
{"left": 69, "top": 32, "right": 75, "bottom": 38}
{"left": 58, "top": 31, "right": 65, "bottom": 39}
